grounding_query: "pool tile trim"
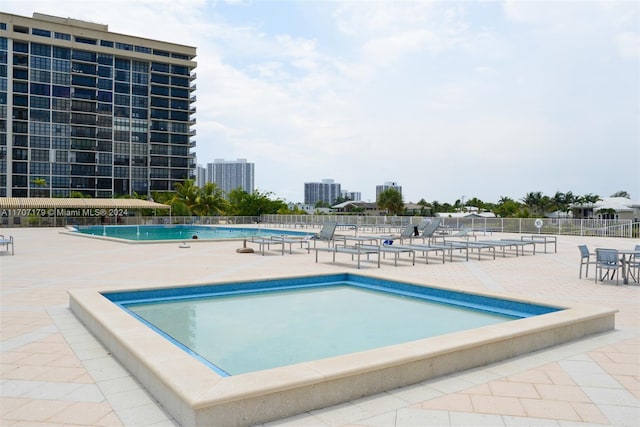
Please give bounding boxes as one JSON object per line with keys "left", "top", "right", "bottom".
{"left": 68, "top": 273, "right": 616, "bottom": 427}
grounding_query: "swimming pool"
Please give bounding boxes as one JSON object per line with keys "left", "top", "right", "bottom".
{"left": 109, "top": 278, "right": 557, "bottom": 376}
{"left": 71, "top": 224, "right": 310, "bottom": 241}
{"left": 70, "top": 273, "right": 616, "bottom": 427}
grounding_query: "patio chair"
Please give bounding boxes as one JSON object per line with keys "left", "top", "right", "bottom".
{"left": 578, "top": 245, "right": 595, "bottom": 279}
{"left": 629, "top": 245, "right": 640, "bottom": 283}
{"left": 409, "top": 218, "right": 442, "bottom": 243}
{"left": 0, "top": 234, "right": 14, "bottom": 255}
{"left": 311, "top": 222, "right": 337, "bottom": 246}
{"left": 595, "top": 248, "right": 621, "bottom": 285}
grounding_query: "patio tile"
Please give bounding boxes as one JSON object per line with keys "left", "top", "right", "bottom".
{"left": 2, "top": 228, "right": 639, "bottom": 426}
{"left": 469, "top": 394, "right": 527, "bottom": 416}
{"left": 417, "top": 393, "right": 473, "bottom": 412}
{"left": 534, "top": 384, "right": 592, "bottom": 402}
{"left": 488, "top": 380, "right": 541, "bottom": 399}
{"left": 2, "top": 398, "right": 73, "bottom": 422}
{"left": 46, "top": 401, "right": 113, "bottom": 425}
{"left": 520, "top": 398, "right": 581, "bottom": 422}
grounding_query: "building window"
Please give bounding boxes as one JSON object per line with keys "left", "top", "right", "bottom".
{"left": 32, "top": 28, "right": 51, "bottom": 38}
{"left": 52, "top": 85, "right": 71, "bottom": 98}
{"left": 54, "top": 32, "right": 71, "bottom": 41}
{"left": 13, "top": 41, "right": 28, "bottom": 53}
{"left": 30, "top": 83, "right": 51, "bottom": 96}
{"left": 53, "top": 59, "right": 71, "bottom": 73}
{"left": 52, "top": 72, "right": 71, "bottom": 85}
{"left": 97, "top": 54, "right": 113, "bottom": 65}
{"left": 53, "top": 46, "right": 71, "bottom": 59}
{"left": 31, "top": 43, "right": 51, "bottom": 57}
{"left": 100, "top": 40, "right": 114, "bottom": 48}
{"left": 31, "top": 56, "right": 51, "bottom": 70}
{"left": 135, "top": 45, "right": 151, "bottom": 54}
{"left": 115, "top": 42, "right": 133, "bottom": 51}
{"left": 72, "top": 50, "right": 96, "bottom": 62}
{"left": 75, "top": 36, "right": 97, "bottom": 45}
{"left": 30, "top": 69, "right": 51, "bottom": 83}
{"left": 151, "top": 62, "right": 170, "bottom": 73}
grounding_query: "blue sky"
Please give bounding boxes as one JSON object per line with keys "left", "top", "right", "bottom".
{"left": 4, "top": 0, "right": 639, "bottom": 204}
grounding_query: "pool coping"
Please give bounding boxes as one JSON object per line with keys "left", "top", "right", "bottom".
{"left": 60, "top": 225, "right": 311, "bottom": 244}
{"left": 68, "top": 273, "right": 617, "bottom": 427}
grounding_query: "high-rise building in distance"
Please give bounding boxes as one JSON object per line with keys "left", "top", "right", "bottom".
{"left": 304, "top": 179, "right": 341, "bottom": 205}
{"left": 206, "top": 159, "right": 254, "bottom": 197}
{"left": 376, "top": 181, "right": 402, "bottom": 200}
{"left": 0, "top": 12, "right": 197, "bottom": 197}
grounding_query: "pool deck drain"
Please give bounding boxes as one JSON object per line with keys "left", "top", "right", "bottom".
{"left": 1, "top": 227, "right": 638, "bottom": 426}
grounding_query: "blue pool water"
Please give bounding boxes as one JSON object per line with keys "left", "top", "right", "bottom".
{"left": 105, "top": 274, "right": 561, "bottom": 376}
{"left": 74, "top": 224, "right": 310, "bottom": 241}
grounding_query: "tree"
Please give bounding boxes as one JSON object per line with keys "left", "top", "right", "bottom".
{"left": 171, "top": 179, "right": 200, "bottom": 214}
{"left": 579, "top": 193, "right": 601, "bottom": 204}
{"left": 417, "top": 198, "right": 430, "bottom": 216}
{"left": 466, "top": 197, "right": 487, "bottom": 211}
{"left": 522, "top": 191, "right": 543, "bottom": 215}
{"left": 333, "top": 195, "right": 351, "bottom": 204}
{"left": 493, "top": 197, "right": 520, "bottom": 218}
{"left": 228, "top": 188, "right": 287, "bottom": 216}
{"left": 610, "top": 190, "right": 630, "bottom": 199}
{"left": 377, "top": 188, "right": 404, "bottom": 215}
{"left": 193, "top": 182, "right": 229, "bottom": 216}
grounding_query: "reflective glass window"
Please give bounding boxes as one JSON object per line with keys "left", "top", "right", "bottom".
{"left": 53, "top": 46, "right": 71, "bottom": 59}
{"left": 31, "top": 43, "right": 51, "bottom": 57}
{"left": 72, "top": 50, "right": 96, "bottom": 62}
{"left": 30, "top": 96, "right": 50, "bottom": 108}
{"left": 52, "top": 86, "right": 71, "bottom": 98}
{"left": 98, "top": 66, "right": 112, "bottom": 77}
{"left": 32, "top": 28, "right": 51, "bottom": 37}
{"left": 13, "top": 41, "right": 28, "bottom": 53}
{"left": 31, "top": 56, "right": 51, "bottom": 70}
{"left": 98, "top": 78, "right": 112, "bottom": 90}
{"left": 55, "top": 32, "right": 71, "bottom": 41}
{"left": 30, "top": 83, "right": 50, "bottom": 96}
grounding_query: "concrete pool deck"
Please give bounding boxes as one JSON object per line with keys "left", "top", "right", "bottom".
{"left": 1, "top": 227, "right": 639, "bottom": 426}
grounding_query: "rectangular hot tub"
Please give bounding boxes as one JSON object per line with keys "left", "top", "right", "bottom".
{"left": 69, "top": 273, "right": 616, "bottom": 427}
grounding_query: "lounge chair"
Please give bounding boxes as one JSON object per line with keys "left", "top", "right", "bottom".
{"left": 0, "top": 234, "right": 14, "bottom": 255}
{"left": 595, "top": 248, "right": 621, "bottom": 285}
{"left": 578, "top": 245, "right": 595, "bottom": 279}
{"left": 314, "top": 244, "right": 380, "bottom": 269}
{"left": 431, "top": 226, "right": 476, "bottom": 243}
{"left": 311, "top": 223, "right": 337, "bottom": 246}
{"left": 358, "top": 244, "right": 415, "bottom": 266}
{"left": 413, "top": 218, "right": 442, "bottom": 242}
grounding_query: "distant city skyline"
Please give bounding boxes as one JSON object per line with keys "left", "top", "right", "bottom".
{"left": 3, "top": 1, "right": 638, "bottom": 203}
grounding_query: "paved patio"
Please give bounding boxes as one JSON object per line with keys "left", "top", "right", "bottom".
{"left": 1, "top": 227, "right": 638, "bottom": 426}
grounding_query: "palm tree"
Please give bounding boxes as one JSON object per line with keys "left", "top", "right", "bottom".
{"left": 171, "top": 179, "right": 200, "bottom": 215}
{"left": 610, "top": 190, "right": 630, "bottom": 199}
{"left": 377, "top": 188, "right": 404, "bottom": 215}
{"left": 522, "top": 191, "right": 543, "bottom": 215}
{"left": 417, "top": 198, "right": 430, "bottom": 216}
{"left": 194, "top": 182, "right": 229, "bottom": 216}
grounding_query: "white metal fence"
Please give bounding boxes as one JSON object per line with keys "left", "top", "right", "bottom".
{"left": 3, "top": 214, "right": 637, "bottom": 238}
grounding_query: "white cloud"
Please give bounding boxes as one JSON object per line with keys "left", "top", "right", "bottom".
{"left": 616, "top": 31, "right": 640, "bottom": 59}
{"left": 2, "top": 0, "right": 638, "bottom": 202}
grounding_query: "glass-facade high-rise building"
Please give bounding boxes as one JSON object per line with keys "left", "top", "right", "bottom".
{"left": 206, "top": 158, "right": 254, "bottom": 197}
{"left": 0, "top": 12, "right": 197, "bottom": 197}
{"left": 376, "top": 181, "right": 402, "bottom": 200}
{"left": 304, "top": 179, "right": 341, "bottom": 205}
